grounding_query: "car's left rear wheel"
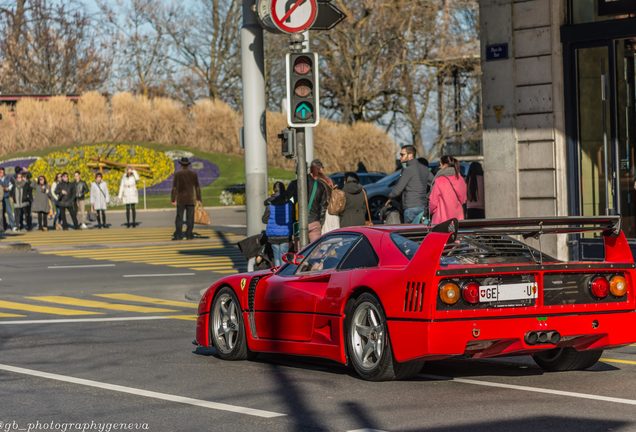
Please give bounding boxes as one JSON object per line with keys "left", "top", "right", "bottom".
{"left": 346, "top": 293, "right": 424, "bottom": 381}
{"left": 210, "top": 287, "right": 249, "bottom": 360}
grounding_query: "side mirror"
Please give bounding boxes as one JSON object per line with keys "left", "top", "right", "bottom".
{"left": 282, "top": 252, "right": 304, "bottom": 265}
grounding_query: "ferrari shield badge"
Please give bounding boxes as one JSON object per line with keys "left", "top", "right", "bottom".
{"left": 240, "top": 278, "right": 247, "bottom": 291}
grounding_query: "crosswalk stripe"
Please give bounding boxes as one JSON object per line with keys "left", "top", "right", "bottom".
{"left": 27, "top": 296, "right": 177, "bottom": 313}
{"left": 95, "top": 294, "right": 197, "bottom": 309}
{"left": 40, "top": 247, "right": 242, "bottom": 257}
{"left": 601, "top": 357, "right": 636, "bottom": 366}
{"left": 0, "top": 300, "right": 102, "bottom": 316}
{"left": 0, "top": 312, "right": 27, "bottom": 318}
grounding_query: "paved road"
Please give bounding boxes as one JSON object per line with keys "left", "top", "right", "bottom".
{"left": 1, "top": 219, "right": 636, "bottom": 432}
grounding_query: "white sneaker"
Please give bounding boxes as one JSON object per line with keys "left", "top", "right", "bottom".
{"left": 80, "top": 223, "right": 87, "bottom": 229}
{"left": 11, "top": 227, "right": 17, "bottom": 232}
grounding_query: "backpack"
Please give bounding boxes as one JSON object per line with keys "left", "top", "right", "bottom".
{"left": 327, "top": 186, "right": 346, "bottom": 215}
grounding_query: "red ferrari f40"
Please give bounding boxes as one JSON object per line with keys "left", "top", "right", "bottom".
{"left": 195, "top": 217, "right": 636, "bottom": 381}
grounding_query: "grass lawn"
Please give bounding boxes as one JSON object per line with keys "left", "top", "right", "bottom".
{"left": 1, "top": 142, "right": 296, "bottom": 209}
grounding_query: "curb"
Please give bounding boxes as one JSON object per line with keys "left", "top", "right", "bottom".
{"left": 185, "top": 287, "right": 206, "bottom": 302}
{"left": 0, "top": 242, "right": 32, "bottom": 253}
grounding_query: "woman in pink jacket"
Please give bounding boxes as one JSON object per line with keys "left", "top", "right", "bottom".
{"left": 429, "top": 155, "right": 467, "bottom": 224}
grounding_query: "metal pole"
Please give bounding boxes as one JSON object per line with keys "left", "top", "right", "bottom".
{"left": 296, "top": 128, "right": 309, "bottom": 247}
{"left": 242, "top": 0, "right": 268, "bottom": 236}
{"left": 143, "top": 180, "right": 147, "bottom": 210}
{"left": 302, "top": 30, "right": 314, "bottom": 164}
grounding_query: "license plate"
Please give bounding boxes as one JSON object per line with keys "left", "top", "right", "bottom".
{"left": 479, "top": 282, "right": 538, "bottom": 303}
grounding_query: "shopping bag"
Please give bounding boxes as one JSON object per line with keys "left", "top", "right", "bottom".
{"left": 194, "top": 201, "right": 211, "bottom": 225}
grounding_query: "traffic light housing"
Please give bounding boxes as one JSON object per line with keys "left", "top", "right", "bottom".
{"left": 286, "top": 52, "right": 320, "bottom": 128}
{"left": 278, "top": 128, "right": 296, "bottom": 159}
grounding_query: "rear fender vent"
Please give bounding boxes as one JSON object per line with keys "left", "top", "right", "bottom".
{"left": 404, "top": 281, "right": 425, "bottom": 312}
{"left": 247, "top": 276, "right": 261, "bottom": 338}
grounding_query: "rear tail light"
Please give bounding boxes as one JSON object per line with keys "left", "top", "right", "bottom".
{"left": 609, "top": 275, "right": 628, "bottom": 297}
{"left": 589, "top": 276, "right": 610, "bottom": 299}
{"left": 461, "top": 282, "right": 480, "bottom": 304}
{"left": 439, "top": 282, "right": 460, "bottom": 305}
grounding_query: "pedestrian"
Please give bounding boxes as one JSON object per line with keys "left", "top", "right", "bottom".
{"left": 0, "top": 167, "right": 15, "bottom": 231}
{"left": 73, "top": 171, "right": 89, "bottom": 229}
{"left": 10, "top": 172, "right": 31, "bottom": 231}
{"left": 51, "top": 173, "right": 63, "bottom": 230}
{"left": 389, "top": 145, "right": 433, "bottom": 224}
{"left": 118, "top": 166, "right": 140, "bottom": 228}
{"left": 22, "top": 167, "right": 34, "bottom": 230}
{"left": 90, "top": 173, "right": 110, "bottom": 229}
{"left": 55, "top": 172, "right": 79, "bottom": 230}
{"left": 286, "top": 160, "right": 328, "bottom": 243}
{"left": 466, "top": 162, "right": 485, "bottom": 219}
{"left": 170, "top": 157, "right": 201, "bottom": 240}
{"left": 357, "top": 161, "right": 368, "bottom": 173}
{"left": 311, "top": 160, "right": 341, "bottom": 235}
{"left": 32, "top": 176, "right": 52, "bottom": 231}
{"left": 429, "top": 155, "right": 467, "bottom": 225}
{"left": 262, "top": 181, "right": 293, "bottom": 266}
{"left": 339, "top": 172, "right": 370, "bottom": 228}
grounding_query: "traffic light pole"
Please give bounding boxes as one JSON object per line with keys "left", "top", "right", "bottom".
{"left": 241, "top": 0, "right": 268, "bottom": 237}
{"left": 295, "top": 128, "right": 309, "bottom": 248}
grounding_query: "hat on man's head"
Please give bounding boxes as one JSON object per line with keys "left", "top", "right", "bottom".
{"left": 179, "top": 157, "right": 191, "bottom": 166}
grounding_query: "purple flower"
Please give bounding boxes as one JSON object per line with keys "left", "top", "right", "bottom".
{"left": 147, "top": 157, "right": 219, "bottom": 195}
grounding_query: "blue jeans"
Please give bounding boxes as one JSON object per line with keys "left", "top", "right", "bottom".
{"left": 2, "top": 195, "right": 14, "bottom": 229}
{"left": 404, "top": 207, "right": 425, "bottom": 224}
{"left": 271, "top": 242, "right": 289, "bottom": 267}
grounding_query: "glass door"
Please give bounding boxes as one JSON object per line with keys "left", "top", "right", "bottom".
{"left": 576, "top": 45, "right": 615, "bottom": 227}
{"left": 616, "top": 39, "right": 636, "bottom": 238}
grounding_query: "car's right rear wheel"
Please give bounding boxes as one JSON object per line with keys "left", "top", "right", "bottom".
{"left": 532, "top": 347, "right": 603, "bottom": 371}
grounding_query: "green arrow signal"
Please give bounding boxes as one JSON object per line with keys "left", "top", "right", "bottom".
{"left": 295, "top": 102, "right": 313, "bottom": 120}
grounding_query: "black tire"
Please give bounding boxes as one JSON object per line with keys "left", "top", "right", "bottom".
{"left": 368, "top": 197, "right": 386, "bottom": 223}
{"left": 532, "top": 348, "right": 603, "bottom": 372}
{"left": 345, "top": 293, "right": 424, "bottom": 381}
{"left": 209, "top": 287, "right": 249, "bottom": 361}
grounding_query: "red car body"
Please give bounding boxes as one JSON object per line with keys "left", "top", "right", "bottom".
{"left": 195, "top": 217, "right": 636, "bottom": 377}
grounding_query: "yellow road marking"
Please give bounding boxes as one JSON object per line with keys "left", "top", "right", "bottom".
{"left": 0, "top": 312, "right": 27, "bottom": 318}
{"left": 601, "top": 357, "right": 636, "bottom": 366}
{"left": 27, "top": 296, "right": 177, "bottom": 313}
{"left": 0, "top": 300, "right": 101, "bottom": 316}
{"left": 41, "top": 246, "right": 238, "bottom": 256}
{"left": 95, "top": 294, "right": 197, "bottom": 309}
{"left": 167, "top": 315, "right": 198, "bottom": 321}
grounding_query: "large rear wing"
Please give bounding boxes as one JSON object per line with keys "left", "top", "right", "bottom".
{"left": 433, "top": 216, "right": 621, "bottom": 240}
{"left": 405, "top": 216, "right": 632, "bottom": 272}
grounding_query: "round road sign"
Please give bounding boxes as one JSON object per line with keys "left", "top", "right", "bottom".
{"left": 271, "top": 0, "right": 318, "bottom": 34}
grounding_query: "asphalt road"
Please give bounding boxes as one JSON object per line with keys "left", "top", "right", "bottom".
{"left": 1, "top": 218, "right": 636, "bottom": 432}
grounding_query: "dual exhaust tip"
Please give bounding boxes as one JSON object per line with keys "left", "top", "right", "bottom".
{"left": 525, "top": 330, "right": 561, "bottom": 346}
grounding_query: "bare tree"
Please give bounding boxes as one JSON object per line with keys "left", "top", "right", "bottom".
{"left": 0, "top": 0, "right": 111, "bottom": 94}
{"left": 146, "top": 0, "right": 242, "bottom": 106}
{"left": 98, "top": 0, "right": 171, "bottom": 97}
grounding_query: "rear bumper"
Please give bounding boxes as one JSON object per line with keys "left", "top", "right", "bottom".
{"left": 387, "top": 311, "right": 636, "bottom": 363}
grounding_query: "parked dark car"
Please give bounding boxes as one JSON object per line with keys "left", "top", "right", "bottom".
{"left": 364, "top": 161, "right": 472, "bottom": 223}
{"left": 328, "top": 172, "right": 386, "bottom": 189}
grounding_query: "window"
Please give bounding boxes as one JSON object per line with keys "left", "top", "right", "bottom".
{"left": 339, "top": 236, "right": 379, "bottom": 270}
{"left": 296, "top": 234, "right": 359, "bottom": 274}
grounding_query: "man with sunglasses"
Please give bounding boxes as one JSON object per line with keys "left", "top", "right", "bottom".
{"left": 388, "top": 145, "right": 432, "bottom": 224}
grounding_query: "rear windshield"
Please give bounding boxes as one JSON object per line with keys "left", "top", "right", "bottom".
{"left": 391, "top": 232, "right": 559, "bottom": 265}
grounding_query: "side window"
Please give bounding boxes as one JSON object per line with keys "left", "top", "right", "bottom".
{"left": 296, "top": 235, "right": 359, "bottom": 274}
{"left": 276, "top": 242, "right": 318, "bottom": 277}
{"left": 339, "top": 236, "right": 379, "bottom": 270}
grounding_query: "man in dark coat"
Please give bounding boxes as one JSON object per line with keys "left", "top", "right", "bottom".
{"left": 55, "top": 172, "right": 79, "bottom": 230}
{"left": 171, "top": 157, "right": 202, "bottom": 240}
{"left": 340, "top": 172, "right": 369, "bottom": 228}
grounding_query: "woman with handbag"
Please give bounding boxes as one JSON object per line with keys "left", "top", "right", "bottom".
{"left": 429, "top": 155, "right": 467, "bottom": 225}
{"left": 91, "top": 173, "right": 110, "bottom": 229}
{"left": 118, "top": 166, "right": 139, "bottom": 228}
{"left": 339, "top": 172, "right": 371, "bottom": 227}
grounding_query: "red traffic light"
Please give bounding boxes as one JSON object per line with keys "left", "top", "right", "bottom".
{"left": 293, "top": 56, "right": 312, "bottom": 75}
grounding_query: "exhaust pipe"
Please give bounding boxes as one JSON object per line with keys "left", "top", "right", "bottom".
{"left": 525, "top": 331, "right": 561, "bottom": 346}
{"left": 525, "top": 331, "right": 539, "bottom": 345}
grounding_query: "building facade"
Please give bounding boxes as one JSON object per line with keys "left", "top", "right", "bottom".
{"left": 480, "top": 0, "right": 636, "bottom": 259}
